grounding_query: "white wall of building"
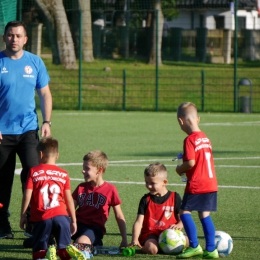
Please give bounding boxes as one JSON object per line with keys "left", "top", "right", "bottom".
{"left": 168, "top": 9, "right": 260, "bottom": 30}
{"left": 167, "top": 11, "right": 192, "bottom": 29}
{"left": 205, "top": 13, "right": 216, "bottom": 30}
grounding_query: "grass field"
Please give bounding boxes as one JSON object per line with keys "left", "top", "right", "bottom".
{"left": 0, "top": 110, "right": 260, "bottom": 259}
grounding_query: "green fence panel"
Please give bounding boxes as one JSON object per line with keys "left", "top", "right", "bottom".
{"left": 0, "top": 0, "right": 17, "bottom": 35}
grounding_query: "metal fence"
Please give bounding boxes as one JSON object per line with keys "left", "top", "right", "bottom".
{"left": 35, "top": 66, "right": 260, "bottom": 113}
{"left": 12, "top": 1, "right": 260, "bottom": 112}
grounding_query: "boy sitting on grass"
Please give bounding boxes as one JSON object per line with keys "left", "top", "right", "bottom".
{"left": 71, "top": 150, "right": 128, "bottom": 254}
{"left": 129, "top": 163, "right": 188, "bottom": 254}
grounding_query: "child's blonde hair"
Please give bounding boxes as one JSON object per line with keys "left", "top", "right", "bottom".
{"left": 144, "top": 163, "right": 167, "bottom": 178}
{"left": 83, "top": 150, "right": 108, "bottom": 172}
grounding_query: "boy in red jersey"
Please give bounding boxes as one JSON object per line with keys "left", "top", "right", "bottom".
{"left": 20, "top": 137, "right": 87, "bottom": 260}
{"left": 71, "top": 150, "right": 128, "bottom": 252}
{"left": 129, "top": 163, "right": 187, "bottom": 254}
{"left": 175, "top": 102, "right": 219, "bottom": 259}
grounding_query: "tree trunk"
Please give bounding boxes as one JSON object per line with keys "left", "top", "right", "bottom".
{"left": 35, "top": 0, "right": 78, "bottom": 69}
{"left": 52, "top": 0, "right": 77, "bottom": 69}
{"left": 35, "top": 0, "right": 60, "bottom": 64}
{"left": 78, "top": 0, "right": 94, "bottom": 62}
{"left": 148, "top": 0, "right": 164, "bottom": 65}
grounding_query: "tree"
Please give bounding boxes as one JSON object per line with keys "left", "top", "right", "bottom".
{"left": 35, "top": 0, "right": 78, "bottom": 69}
{"left": 148, "top": 0, "right": 178, "bottom": 65}
{"left": 78, "top": 0, "right": 94, "bottom": 62}
{"left": 148, "top": 0, "right": 163, "bottom": 65}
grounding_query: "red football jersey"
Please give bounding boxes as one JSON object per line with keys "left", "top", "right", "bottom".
{"left": 139, "top": 192, "right": 178, "bottom": 244}
{"left": 72, "top": 181, "right": 122, "bottom": 234}
{"left": 26, "top": 164, "right": 71, "bottom": 222}
{"left": 183, "top": 131, "right": 218, "bottom": 194}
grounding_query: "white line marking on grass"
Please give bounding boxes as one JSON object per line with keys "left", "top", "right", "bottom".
{"left": 68, "top": 178, "right": 260, "bottom": 190}
{"left": 200, "top": 121, "right": 260, "bottom": 126}
{"left": 109, "top": 159, "right": 173, "bottom": 163}
{"left": 110, "top": 157, "right": 260, "bottom": 162}
{"left": 14, "top": 167, "right": 260, "bottom": 190}
{"left": 55, "top": 112, "right": 116, "bottom": 116}
{"left": 71, "top": 164, "right": 260, "bottom": 168}
{"left": 14, "top": 163, "right": 260, "bottom": 172}
{"left": 217, "top": 185, "right": 260, "bottom": 189}
{"left": 111, "top": 164, "right": 260, "bottom": 168}
{"left": 214, "top": 157, "right": 260, "bottom": 160}
{"left": 14, "top": 156, "right": 260, "bottom": 167}
{"left": 215, "top": 165, "right": 260, "bottom": 168}
{"left": 14, "top": 156, "right": 260, "bottom": 175}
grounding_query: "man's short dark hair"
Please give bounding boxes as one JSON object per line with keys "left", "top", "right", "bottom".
{"left": 4, "top": 21, "right": 27, "bottom": 35}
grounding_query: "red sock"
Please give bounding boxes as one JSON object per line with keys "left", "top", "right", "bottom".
{"left": 33, "top": 250, "right": 47, "bottom": 260}
{"left": 57, "top": 248, "right": 71, "bottom": 260}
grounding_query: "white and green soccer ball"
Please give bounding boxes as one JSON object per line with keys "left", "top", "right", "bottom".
{"left": 158, "top": 228, "right": 186, "bottom": 255}
{"left": 215, "top": 231, "right": 233, "bottom": 257}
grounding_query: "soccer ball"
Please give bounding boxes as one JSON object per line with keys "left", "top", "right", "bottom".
{"left": 158, "top": 228, "right": 186, "bottom": 255}
{"left": 215, "top": 231, "right": 233, "bottom": 257}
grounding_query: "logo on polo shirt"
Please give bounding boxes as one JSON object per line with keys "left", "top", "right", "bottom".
{"left": 24, "top": 66, "right": 33, "bottom": 74}
{"left": 1, "top": 67, "right": 8, "bottom": 73}
{"left": 23, "top": 65, "right": 34, "bottom": 78}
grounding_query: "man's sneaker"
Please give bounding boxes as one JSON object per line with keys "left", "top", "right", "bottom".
{"left": 66, "top": 244, "right": 87, "bottom": 260}
{"left": 45, "top": 245, "right": 57, "bottom": 260}
{"left": 176, "top": 245, "right": 203, "bottom": 259}
{"left": 0, "top": 225, "right": 14, "bottom": 239}
{"left": 203, "top": 249, "right": 219, "bottom": 259}
{"left": 0, "top": 229, "right": 7, "bottom": 239}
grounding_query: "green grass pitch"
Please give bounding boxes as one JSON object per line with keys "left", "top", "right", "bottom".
{"left": 0, "top": 111, "right": 260, "bottom": 259}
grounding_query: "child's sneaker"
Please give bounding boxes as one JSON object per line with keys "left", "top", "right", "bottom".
{"left": 203, "top": 249, "right": 219, "bottom": 259}
{"left": 45, "top": 245, "right": 57, "bottom": 260}
{"left": 66, "top": 244, "right": 87, "bottom": 260}
{"left": 24, "top": 222, "right": 33, "bottom": 237}
{"left": 82, "top": 250, "right": 93, "bottom": 259}
{"left": 176, "top": 245, "right": 203, "bottom": 259}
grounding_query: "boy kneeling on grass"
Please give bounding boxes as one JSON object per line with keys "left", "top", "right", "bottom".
{"left": 20, "top": 137, "right": 87, "bottom": 260}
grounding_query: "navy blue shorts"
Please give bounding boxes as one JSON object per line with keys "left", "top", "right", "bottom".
{"left": 32, "top": 215, "right": 71, "bottom": 252}
{"left": 181, "top": 192, "right": 217, "bottom": 212}
{"left": 71, "top": 222, "right": 103, "bottom": 246}
{"left": 141, "top": 234, "right": 158, "bottom": 246}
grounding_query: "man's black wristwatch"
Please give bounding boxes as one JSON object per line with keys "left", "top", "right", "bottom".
{"left": 42, "top": 121, "right": 52, "bottom": 127}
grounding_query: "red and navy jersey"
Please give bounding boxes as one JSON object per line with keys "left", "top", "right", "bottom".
{"left": 26, "top": 164, "right": 71, "bottom": 222}
{"left": 138, "top": 191, "right": 180, "bottom": 244}
{"left": 72, "top": 181, "right": 122, "bottom": 234}
{"left": 183, "top": 131, "right": 218, "bottom": 194}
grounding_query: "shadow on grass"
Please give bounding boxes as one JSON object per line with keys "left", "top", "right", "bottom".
{"left": 106, "top": 232, "right": 132, "bottom": 237}
{"left": 231, "top": 236, "right": 260, "bottom": 241}
{"left": 198, "top": 235, "right": 260, "bottom": 241}
{"left": 0, "top": 244, "right": 30, "bottom": 260}
{"left": 0, "top": 258, "right": 29, "bottom": 260}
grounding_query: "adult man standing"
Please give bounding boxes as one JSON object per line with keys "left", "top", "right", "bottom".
{"left": 0, "top": 21, "right": 52, "bottom": 238}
